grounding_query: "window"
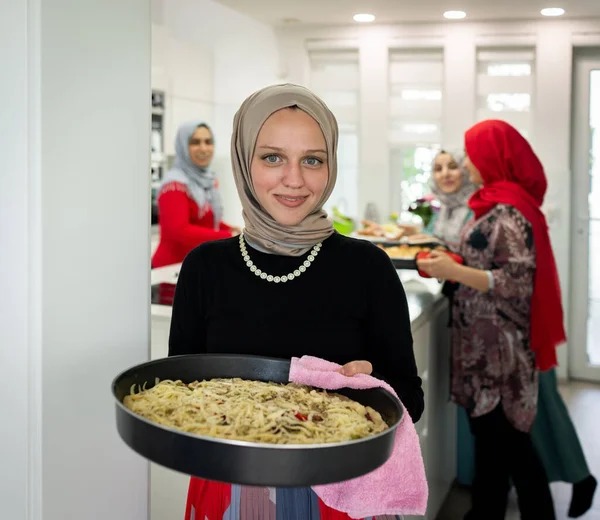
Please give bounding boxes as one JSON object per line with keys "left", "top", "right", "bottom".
{"left": 487, "top": 63, "right": 531, "bottom": 77}
{"left": 476, "top": 48, "right": 535, "bottom": 138}
{"left": 309, "top": 50, "right": 359, "bottom": 217}
{"left": 388, "top": 49, "right": 444, "bottom": 217}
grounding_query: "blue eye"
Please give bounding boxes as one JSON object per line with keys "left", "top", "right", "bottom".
{"left": 263, "top": 154, "right": 281, "bottom": 164}
{"left": 304, "top": 157, "right": 324, "bottom": 167}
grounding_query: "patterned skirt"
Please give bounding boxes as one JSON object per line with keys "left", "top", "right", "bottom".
{"left": 185, "top": 478, "right": 402, "bottom": 520}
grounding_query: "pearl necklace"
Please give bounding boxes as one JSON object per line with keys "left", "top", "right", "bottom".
{"left": 239, "top": 234, "right": 322, "bottom": 283}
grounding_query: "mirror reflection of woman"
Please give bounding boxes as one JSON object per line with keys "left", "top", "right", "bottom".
{"left": 152, "top": 121, "right": 240, "bottom": 268}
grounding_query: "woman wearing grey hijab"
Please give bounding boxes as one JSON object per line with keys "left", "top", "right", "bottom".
{"left": 168, "top": 84, "right": 423, "bottom": 519}
{"left": 419, "top": 149, "right": 476, "bottom": 249}
{"left": 152, "top": 121, "right": 239, "bottom": 268}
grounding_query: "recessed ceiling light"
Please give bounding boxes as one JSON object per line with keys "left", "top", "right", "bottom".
{"left": 540, "top": 7, "right": 565, "bottom": 16}
{"left": 353, "top": 13, "right": 376, "bottom": 23}
{"left": 443, "top": 10, "right": 467, "bottom": 20}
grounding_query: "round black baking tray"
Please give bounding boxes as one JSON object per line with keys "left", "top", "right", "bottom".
{"left": 112, "top": 354, "right": 403, "bottom": 487}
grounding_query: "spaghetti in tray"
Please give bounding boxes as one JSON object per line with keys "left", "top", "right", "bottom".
{"left": 123, "top": 377, "right": 388, "bottom": 445}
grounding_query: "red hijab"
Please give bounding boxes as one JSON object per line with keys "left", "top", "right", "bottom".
{"left": 466, "top": 119, "right": 566, "bottom": 371}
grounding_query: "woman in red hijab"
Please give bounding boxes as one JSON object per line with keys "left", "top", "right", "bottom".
{"left": 418, "top": 119, "right": 565, "bottom": 520}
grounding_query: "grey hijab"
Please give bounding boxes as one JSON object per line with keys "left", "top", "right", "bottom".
{"left": 160, "top": 121, "right": 223, "bottom": 228}
{"left": 429, "top": 150, "right": 476, "bottom": 247}
{"left": 231, "top": 84, "right": 338, "bottom": 256}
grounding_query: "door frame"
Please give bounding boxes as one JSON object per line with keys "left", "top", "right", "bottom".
{"left": 569, "top": 47, "right": 600, "bottom": 381}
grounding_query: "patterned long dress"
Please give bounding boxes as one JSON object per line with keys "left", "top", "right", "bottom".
{"left": 451, "top": 204, "right": 538, "bottom": 433}
{"left": 185, "top": 478, "right": 402, "bottom": 520}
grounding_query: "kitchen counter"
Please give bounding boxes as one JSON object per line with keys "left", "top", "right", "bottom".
{"left": 150, "top": 263, "right": 179, "bottom": 320}
{"left": 149, "top": 264, "right": 455, "bottom": 520}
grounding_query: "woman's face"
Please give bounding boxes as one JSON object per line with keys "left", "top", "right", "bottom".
{"left": 433, "top": 152, "right": 463, "bottom": 194}
{"left": 462, "top": 154, "right": 484, "bottom": 185}
{"left": 250, "top": 108, "right": 329, "bottom": 226}
{"left": 188, "top": 126, "right": 214, "bottom": 168}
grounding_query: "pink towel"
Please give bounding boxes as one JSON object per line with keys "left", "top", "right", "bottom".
{"left": 289, "top": 355, "right": 428, "bottom": 519}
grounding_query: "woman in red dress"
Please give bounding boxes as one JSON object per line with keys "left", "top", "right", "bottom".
{"left": 152, "top": 121, "right": 240, "bottom": 268}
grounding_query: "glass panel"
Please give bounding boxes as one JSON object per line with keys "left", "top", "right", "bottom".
{"left": 390, "top": 146, "right": 438, "bottom": 215}
{"left": 310, "top": 51, "right": 360, "bottom": 92}
{"left": 476, "top": 48, "right": 534, "bottom": 140}
{"left": 389, "top": 61, "right": 443, "bottom": 84}
{"left": 590, "top": 220, "right": 600, "bottom": 301}
{"left": 587, "top": 299, "right": 600, "bottom": 365}
{"left": 401, "top": 89, "right": 443, "bottom": 101}
{"left": 389, "top": 51, "right": 443, "bottom": 219}
{"left": 389, "top": 96, "right": 443, "bottom": 120}
{"left": 325, "top": 132, "right": 358, "bottom": 218}
{"left": 318, "top": 90, "right": 358, "bottom": 108}
{"left": 486, "top": 93, "right": 531, "bottom": 112}
{"left": 403, "top": 123, "right": 439, "bottom": 135}
{"left": 487, "top": 63, "right": 531, "bottom": 77}
{"left": 587, "top": 70, "right": 600, "bottom": 366}
{"left": 590, "top": 70, "right": 600, "bottom": 219}
{"left": 588, "top": 218, "right": 600, "bottom": 365}
{"left": 311, "top": 53, "right": 359, "bottom": 219}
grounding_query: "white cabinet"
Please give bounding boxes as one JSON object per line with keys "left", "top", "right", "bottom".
{"left": 406, "top": 300, "right": 456, "bottom": 520}
{"left": 425, "top": 302, "right": 456, "bottom": 519}
{"left": 413, "top": 322, "right": 430, "bottom": 443}
{"left": 150, "top": 311, "right": 189, "bottom": 520}
{"left": 150, "top": 465, "right": 188, "bottom": 520}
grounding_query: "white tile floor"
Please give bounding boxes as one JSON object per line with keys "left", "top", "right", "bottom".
{"left": 436, "top": 380, "right": 600, "bottom": 520}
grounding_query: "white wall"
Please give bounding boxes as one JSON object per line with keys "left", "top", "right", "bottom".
{"left": 1, "top": 1, "right": 36, "bottom": 517}
{"left": 152, "top": 22, "right": 215, "bottom": 157}
{"left": 276, "top": 18, "right": 600, "bottom": 379}
{"left": 1, "top": 0, "right": 151, "bottom": 518}
{"left": 157, "top": 0, "right": 282, "bottom": 227}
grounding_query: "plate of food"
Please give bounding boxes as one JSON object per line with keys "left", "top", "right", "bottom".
{"left": 378, "top": 242, "right": 448, "bottom": 269}
{"left": 112, "top": 354, "right": 403, "bottom": 487}
{"left": 352, "top": 220, "right": 406, "bottom": 243}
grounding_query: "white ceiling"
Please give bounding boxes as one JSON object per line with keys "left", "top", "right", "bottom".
{"left": 215, "top": 0, "right": 600, "bottom": 26}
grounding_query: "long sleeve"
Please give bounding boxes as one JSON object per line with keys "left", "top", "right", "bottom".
{"left": 489, "top": 210, "right": 536, "bottom": 300}
{"left": 365, "top": 247, "right": 424, "bottom": 423}
{"left": 158, "top": 182, "right": 232, "bottom": 250}
{"left": 168, "top": 248, "right": 207, "bottom": 357}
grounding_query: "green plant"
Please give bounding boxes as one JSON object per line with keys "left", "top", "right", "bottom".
{"left": 408, "top": 195, "right": 439, "bottom": 228}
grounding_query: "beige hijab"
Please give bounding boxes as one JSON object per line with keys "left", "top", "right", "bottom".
{"left": 231, "top": 84, "right": 338, "bottom": 256}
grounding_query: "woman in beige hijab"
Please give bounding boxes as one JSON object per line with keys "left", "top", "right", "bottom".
{"left": 168, "top": 84, "right": 423, "bottom": 519}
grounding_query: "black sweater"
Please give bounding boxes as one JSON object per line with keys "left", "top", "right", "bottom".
{"left": 168, "top": 232, "right": 424, "bottom": 422}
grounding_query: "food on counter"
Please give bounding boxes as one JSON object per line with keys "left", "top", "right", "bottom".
{"left": 379, "top": 244, "right": 446, "bottom": 259}
{"left": 356, "top": 220, "right": 405, "bottom": 240}
{"left": 123, "top": 378, "right": 388, "bottom": 444}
